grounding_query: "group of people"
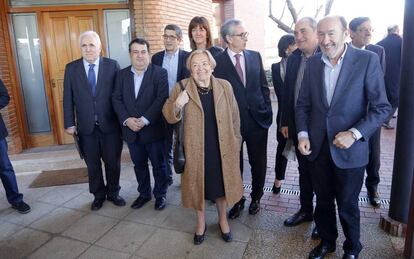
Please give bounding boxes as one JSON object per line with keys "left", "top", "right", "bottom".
{"left": 0, "top": 12, "right": 402, "bottom": 259}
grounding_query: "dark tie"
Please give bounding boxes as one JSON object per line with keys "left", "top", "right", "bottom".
{"left": 234, "top": 54, "right": 245, "bottom": 85}
{"left": 88, "top": 64, "right": 96, "bottom": 95}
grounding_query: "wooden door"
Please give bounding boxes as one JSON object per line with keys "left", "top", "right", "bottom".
{"left": 43, "top": 10, "right": 99, "bottom": 144}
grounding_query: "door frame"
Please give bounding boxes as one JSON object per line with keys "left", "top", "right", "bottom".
{"left": 5, "top": 2, "right": 129, "bottom": 148}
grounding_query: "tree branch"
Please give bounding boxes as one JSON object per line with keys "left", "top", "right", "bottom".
{"left": 268, "top": 0, "right": 294, "bottom": 33}
{"left": 324, "top": 0, "right": 334, "bottom": 16}
{"left": 286, "top": 0, "right": 298, "bottom": 23}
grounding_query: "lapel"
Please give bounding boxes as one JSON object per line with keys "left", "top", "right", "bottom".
{"left": 314, "top": 57, "right": 329, "bottom": 109}
{"left": 95, "top": 57, "right": 105, "bottom": 97}
{"left": 243, "top": 50, "right": 251, "bottom": 88}
{"left": 75, "top": 59, "right": 93, "bottom": 96}
{"left": 329, "top": 46, "right": 358, "bottom": 109}
{"left": 185, "top": 78, "right": 203, "bottom": 111}
{"left": 136, "top": 64, "right": 152, "bottom": 101}
{"left": 222, "top": 48, "right": 244, "bottom": 86}
{"left": 211, "top": 76, "right": 224, "bottom": 108}
{"left": 177, "top": 50, "right": 183, "bottom": 79}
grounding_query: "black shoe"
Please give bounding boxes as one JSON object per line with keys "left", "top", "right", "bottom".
{"left": 367, "top": 190, "right": 380, "bottom": 208}
{"left": 284, "top": 210, "right": 313, "bottom": 226}
{"left": 131, "top": 196, "right": 151, "bottom": 209}
{"left": 228, "top": 197, "right": 246, "bottom": 219}
{"left": 218, "top": 224, "right": 232, "bottom": 242}
{"left": 12, "top": 201, "right": 31, "bottom": 214}
{"left": 91, "top": 198, "right": 105, "bottom": 211}
{"left": 107, "top": 195, "right": 126, "bottom": 207}
{"left": 308, "top": 242, "right": 336, "bottom": 259}
{"left": 248, "top": 199, "right": 260, "bottom": 215}
{"left": 193, "top": 224, "right": 207, "bottom": 245}
{"left": 311, "top": 226, "right": 320, "bottom": 240}
{"left": 272, "top": 183, "right": 281, "bottom": 194}
{"left": 342, "top": 254, "right": 358, "bottom": 259}
{"left": 155, "top": 197, "right": 166, "bottom": 210}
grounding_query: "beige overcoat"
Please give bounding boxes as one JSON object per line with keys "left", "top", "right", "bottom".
{"left": 162, "top": 76, "right": 243, "bottom": 211}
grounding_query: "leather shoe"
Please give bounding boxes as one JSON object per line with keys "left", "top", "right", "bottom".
{"left": 308, "top": 242, "right": 336, "bottom": 259}
{"left": 367, "top": 190, "right": 380, "bottom": 208}
{"left": 218, "top": 223, "right": 232, "bottom": 242}
{"left": 284, "top": 210, "right": 313, "bottom": 226}
{"left": 228, "top": 197, "right": 246, "bottom": 219}
{"left": 311, "top": 226, "right": 320, "bottom": 240}
{"left": 91, "top": 198, "right": 104, "bottom": 211}
{"left": 193, "top": 224, "right": 207, "bottom": 245}
{"left": 131, "top": 196, "right": 151, "bottom": 209}
{"left": 342, "top": 254, "right": 358, "bottom": 259}
{"left": 248, "top": 199, "right": 260, "bottom": 215}
{"left": 154, "top": 197, "right": 166, "bottom": 210}
{"left": 272, "top": 183, "right": 281, "bottom": 194}
{"left": 107, "top": 195, "right": 126, "bottom": 206}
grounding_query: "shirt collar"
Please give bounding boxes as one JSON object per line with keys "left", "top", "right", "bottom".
{"left": 321, "top": 43, "right": 348, "bottom": 66}
{"left": 130, "top": 65, "right": 148, "bottom": 76}
{"left": 350, "top": 42, "right": 366, "bottom": 50}
{"left": 165, "top": 48, "right": 179, "bottom": 58}
{"left": 227, "top": 48, "right": 244, "bottom": 58}
{"left": 83, "top": 57, "right": 100, "bottom": 67}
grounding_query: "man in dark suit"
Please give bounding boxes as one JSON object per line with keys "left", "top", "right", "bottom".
{"left": 151, "top": 24, "right": 189, "bottom": 185}
{"left": 296, "top": 16, "right": 391, "bottom": 259}
{"left": 0, "top": 79, "right": 31, "bottom": 214}
{"left": 349, "top": 17, "right": 387, "bottom": 208}
{"left": 377, "top": 24, "right": 402, "bottom": 129}
{"left": 280, "top": 18, "right": 319, "bottom": 235}
{"left": 63, "top": 31, "right": 125, "bottom": 211}
{"left": 214, "top": 19, "right": 273, "bottom": 218}
{"left": 112, "top": 38, "right": 169, "bottom": 211}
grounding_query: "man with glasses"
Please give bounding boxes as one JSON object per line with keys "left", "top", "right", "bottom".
{"left": 349, "top": 17, "right": 386, "bottom": 208}
{"left": 152, "top": 24, "right": 189, "bottom": 186}
{"left": 214, "top": 19, "right": 273, "bottom": 218}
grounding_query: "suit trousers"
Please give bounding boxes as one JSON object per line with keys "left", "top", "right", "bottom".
{"left": 310, "top": 138, "right": 364, "bottom": 256}
{"left": 0, "top": 138, "right": 23, "bottom": 205}
{"left": 240, "top": 127, "right": 268, "bottom": 201}
{"left": 295, "top": 146, "right": 314, "bottom": 213}
{"left": 163, "top": 120, "right": 174, "bottom": 180}
{"left": 128, "top": 138, "right": 167, "bottom": 198}
{"left": 80, "top": 125, "right": 122, "bottom": 199}
{"left": 275, "top": 130, "right": 288, "bottom": 181}
{"left": 366, "top": 127, "right": 381, "bottom": 191}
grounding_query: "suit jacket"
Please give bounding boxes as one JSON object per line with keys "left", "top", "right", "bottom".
{"left": 281, "top": 48, "right": 320, "bottom": 141}
{"left": 151, "top": 49, "right": 189, "bottom": 83}
{"left": 0, "top": 80, "right": 10, "bottom": 139}
{"left": 112, "top": 64, "right": 169, "bottom": 144}
{"left": 366, "top": 44, "right": 386, "bottom": 73}
{"left": 271, "top": 61, "right": 284, "bottom": 128}
{"left": 213, "top": 49, "right": 273, "bottom": 134}
{"left": 377, "top": 34, "right": 402, "bottom": 107}
{"left": 295, "top": 45, "right": 391, "bottom": 169}
{"left": 63, "top": 57, "right": 120, "bottom": 135}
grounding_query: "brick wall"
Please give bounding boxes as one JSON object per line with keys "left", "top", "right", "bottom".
{"left": 0, "top": 3, "right": 23, "bottom": 154}
{"left": 132, "top": 0, "right": 213, "bottom": 53}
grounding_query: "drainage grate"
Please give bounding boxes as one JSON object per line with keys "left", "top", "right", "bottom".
{"left": 243, "top": 184, "right": 390, "bottom": 205}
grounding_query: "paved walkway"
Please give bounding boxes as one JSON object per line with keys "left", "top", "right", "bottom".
{"left": 0, "top": 103, "right": 405, "bottom": 258}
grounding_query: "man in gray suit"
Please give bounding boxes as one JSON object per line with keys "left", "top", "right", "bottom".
{"left": 63, "top": 31, "right": 125, "bottom": 211}
{"left": 296, "top": 16, "right": 391, "bottom": 259}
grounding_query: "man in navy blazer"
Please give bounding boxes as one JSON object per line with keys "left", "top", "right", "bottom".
{"left": 63, "top": 31, "right": 125, "bottom": 211}
{"left": 377, "top": 24, "right": 402, "bottom": 128}
{"left": 214, "top": 19, "right": 273, "bottom": 218}
{"left": 296, "top": 16, "right": 391, "bottom": 259}
{"left": 112, "top": 38, "right": 169, "bottom": 211}
{"left": 349, "top": 17, "right": 387, "bottom": 208}
{"left": 151, "top": 24, "right": 189, "bottom": 185}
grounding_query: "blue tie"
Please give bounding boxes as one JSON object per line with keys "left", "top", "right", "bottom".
{"left": 88, "top": 64, "right": 96, "bottom": 95}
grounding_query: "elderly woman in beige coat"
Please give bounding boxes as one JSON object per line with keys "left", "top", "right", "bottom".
{"left": 162, "top": 50, "right": 243, "bottom": 245}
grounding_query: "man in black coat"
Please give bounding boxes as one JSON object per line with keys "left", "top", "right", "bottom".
{"left": 151, "top": 24, "right": 189, "bottom": 185}
{"left": 377, "top": 24, "right": 402, "bottom": 129}
{"left": 214, "top": 19, "right": 273, "bottom": 218}
{"left": 349, "top": 17, "right": 387, "bottom": 208}
{"left": 113, "top": 38, "right": 169, "bottom": 211}
{"left": 63, "top": 31, "right": 125, "bottom": 211}
{"left": 0, "top": 79, "right": 31, "bottom": 214}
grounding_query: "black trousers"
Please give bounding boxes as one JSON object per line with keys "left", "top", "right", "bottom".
{"left": 240, "top": 127, "right": 269, "bottom": 201}
{"left": 79, "top": 125, "right": 123, "bottom": 199}
{"left": 164, "top": 120, "right": 174, "bottom": 180}
{"left": 295, "top": 145, "right": 314, "bottom": 213}
{"left": 311, "top": 138, "right": 364, "bottom": 256}
{"left": 275, "top": 130, "right": 288, "bottom": 181}
{"left": 366, "top": 127, "right": 381, "bottom": 191}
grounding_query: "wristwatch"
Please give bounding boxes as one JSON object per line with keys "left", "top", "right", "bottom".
{"left": 350, "top": 131, "right": 358, "bottom": 141}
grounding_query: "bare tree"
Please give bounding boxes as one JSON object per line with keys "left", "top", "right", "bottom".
{"left": 268, "top": 0, "right": 335, "bottom": 33}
